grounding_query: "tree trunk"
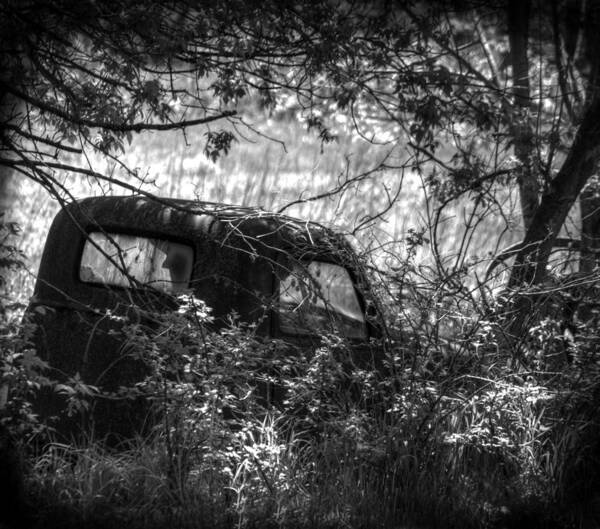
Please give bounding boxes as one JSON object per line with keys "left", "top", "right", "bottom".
{"left": 504, "top": 95, "right": 600, "bottom": 358}
{"left": 580, "top": 177, "right": 600, "bottom": 274}
{"left": 507, "top": 0, "right": 538, "bottom": 231}
{"left": 509, "top": 95, "right": 600, "bottom": 289}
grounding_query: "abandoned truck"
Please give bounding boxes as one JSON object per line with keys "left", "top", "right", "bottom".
{"left": 27, "top": 195, "right": 383, "bottom": 440}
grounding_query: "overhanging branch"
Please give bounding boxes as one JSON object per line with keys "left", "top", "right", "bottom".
{"left": 0, "top": 80, "right": 236, "bottom": 133}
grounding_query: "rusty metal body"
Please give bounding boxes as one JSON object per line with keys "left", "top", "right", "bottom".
{"left": 28, "top": 196, "right": 382, "bottom": 441}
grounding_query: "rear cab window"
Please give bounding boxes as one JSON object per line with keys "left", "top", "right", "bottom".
{"left": 79, "top": 232, "right": 194, "bottom": 294}
{"left": 278, "top": 261, "right": 367, "bottom": 340}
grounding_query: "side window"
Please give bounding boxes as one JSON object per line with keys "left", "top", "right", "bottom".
{"left": 79, "top": 232, "right": 193, "bottom": 294}
{"left": 279, "top": 261, "right": 367, "bottom": 339}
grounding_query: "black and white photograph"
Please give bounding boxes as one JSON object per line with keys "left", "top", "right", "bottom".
{"left": 2, "top": 1, "right": 600, "bottom": 527}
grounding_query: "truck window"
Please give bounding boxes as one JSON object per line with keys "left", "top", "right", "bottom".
{"left": 279, "top": 261, "right": 367, "bottom": 339}
{"left": 79, "top": 232, "right": 193, "bottom": 294}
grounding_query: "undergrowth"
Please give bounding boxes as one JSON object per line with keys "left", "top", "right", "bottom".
{"left": 2, "top": 218, "right": 600, "bottom": 529}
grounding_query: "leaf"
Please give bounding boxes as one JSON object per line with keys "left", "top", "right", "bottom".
{"left": 204, "top": 130, "right": 237, "bottom": 162}
{"left": 55, "top": 384, "right": 76, "bottom": 396}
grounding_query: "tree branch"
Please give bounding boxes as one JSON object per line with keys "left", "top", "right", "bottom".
{"left": 0, "top": 80, "right": 236, "bottom": 132}
{"left": 2, "top": 124, "right": 83, "bottom": 154}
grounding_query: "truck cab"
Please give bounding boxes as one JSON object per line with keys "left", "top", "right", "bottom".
{"left": 27, "top": 196, "right": 383, "bottom": 440}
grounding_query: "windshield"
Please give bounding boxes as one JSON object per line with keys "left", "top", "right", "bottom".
{"left": 279, "top": 261, "right": 367, "bottom": 339}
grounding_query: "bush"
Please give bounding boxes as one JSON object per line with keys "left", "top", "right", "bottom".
{"left": 5, "top": 225, "right": 600, "bottom": 528}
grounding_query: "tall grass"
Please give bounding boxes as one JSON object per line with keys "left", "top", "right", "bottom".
{"left": 23, "top": 370, "right": 592, "bottom": 529}
{"left": 6, "top": 286, "right": 597, "bottom": 529}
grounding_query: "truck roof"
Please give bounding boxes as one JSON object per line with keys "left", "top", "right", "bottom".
{"left": 63, "top": 195, "right": 346, "bottom": 251}
{"left": 32, "top": 195, "right": 360, "bottom": 307}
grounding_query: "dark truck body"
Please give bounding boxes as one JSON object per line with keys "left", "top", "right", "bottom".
{"left": 28, "top": 196, "right": 383, "bottom": 441}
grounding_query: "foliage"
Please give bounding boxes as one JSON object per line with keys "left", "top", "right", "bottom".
{"left": 7, "top": 272, "right": 596, "bottom": 528}
{"left": 4, "top": 0, "right": 600, "bottom": 297}
{"left": 0, "top": 311, "right": 50, "bottom": 440}
{"left": 0, "top": 214, "right": 26, "bottom": 314}
{"left": 0, "top": 217, "right": 51, "bottom": 441}
{"left": 4, "top": 1, "right": 600, "bottom": 527}
{"left": 1, "top": 0, "right": 410, "bottom": 200}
